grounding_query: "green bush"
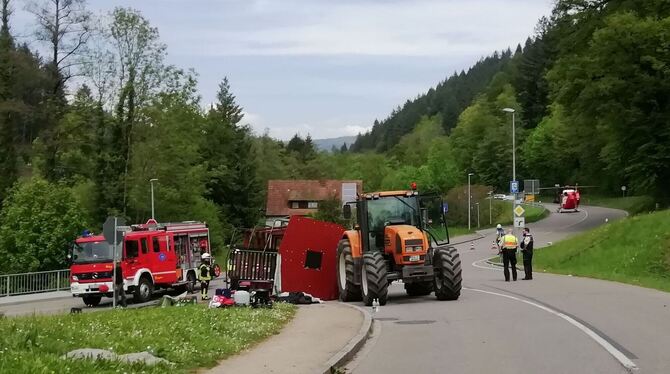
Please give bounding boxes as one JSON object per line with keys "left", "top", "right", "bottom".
{"left": 0, "top": 178, "right": 87, "bottom": 273}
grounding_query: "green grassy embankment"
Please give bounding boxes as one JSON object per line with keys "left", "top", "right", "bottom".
{"left": 580, "top": 195, "right": 656, "bottom": 215}
{"left": 450, "top": 203, "right": 549, "bottom": 237}
{"left": 0, "top": 303, "right": 295, "bottom": 373}
{"left": 532, "top": 209, "right": 670, "bottom": 292}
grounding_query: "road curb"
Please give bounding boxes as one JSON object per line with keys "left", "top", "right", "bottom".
{"left": 319, "top": 302, "right": 372, "bottom": 374}
{"left": 485, "top": 258, "right": 523, "bottom": 271}
{"left": 451, "top": 232, "right": 486, "bottom": 245}
{"left": 0, "top": 292, "right": 72, "bottom": 307}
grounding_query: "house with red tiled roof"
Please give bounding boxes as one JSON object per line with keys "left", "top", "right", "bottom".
{"left": 265, "top": 180, "right": 363, "bottom": 221}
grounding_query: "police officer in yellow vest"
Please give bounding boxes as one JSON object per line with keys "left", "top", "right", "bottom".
{"left": 498, "top": 229, "right": 519, "bottom": 282}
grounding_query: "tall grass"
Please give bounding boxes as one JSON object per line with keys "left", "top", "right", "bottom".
{"left": 534, "top": 210, "right": 670, "bottom": 292}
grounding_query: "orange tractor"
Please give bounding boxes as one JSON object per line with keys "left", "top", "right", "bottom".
{"left": 338, "top": 186, "right": 462, "bottom": 306}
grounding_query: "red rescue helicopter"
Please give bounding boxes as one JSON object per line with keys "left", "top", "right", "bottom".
{"left": 540, "top": 184, "right": 596, "bottom": 213}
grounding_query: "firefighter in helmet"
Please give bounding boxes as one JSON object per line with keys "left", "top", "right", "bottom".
{"left": 199, "top": 253, "right": 212, "bottom": 300}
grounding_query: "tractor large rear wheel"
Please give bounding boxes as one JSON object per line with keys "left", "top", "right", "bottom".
{"left": 337, "top": 239, "right": 362, "bottom": 302}
{"left": 361, "top": 252, "right": 388, "bottom": 306}
{"left": 433, "top": 246, "right": 462, "bottom": 301}
{"left": 404, "top": 281, "right": 433, "bottom": 296}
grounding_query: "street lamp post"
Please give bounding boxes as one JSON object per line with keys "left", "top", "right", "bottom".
{"left": 468, "top": 173, "right": 474, "bottom": 231}
{"left": 488, "top": 190, "right": 493, "bottom": 225}
{"left": 502, "top": 108, "right": 516, "bottom": 229}
{"left": 150, "top": 178, "right": 158, "bottom": 220}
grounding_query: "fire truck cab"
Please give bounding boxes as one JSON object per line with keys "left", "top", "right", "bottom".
{"left": 70, "top": 220, "right": 219, "bottom": 306}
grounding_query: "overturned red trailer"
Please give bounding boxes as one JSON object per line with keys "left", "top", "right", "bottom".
{"left": 227, "top": 216, "right": 345, "bottom": 300}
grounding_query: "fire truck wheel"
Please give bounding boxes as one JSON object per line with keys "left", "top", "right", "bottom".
{"left": 213, "top": 264, "right": 221, "bottom": 278}
{"left": 404, "top": 281, "right": 433, "bottom": 296}
{"left": 187, "top": 271, "right": 196, "bottom": 293}
{"left": 337, "top": 239, "right": 362, "bottom": 302}
{"left": 82, "top": 295, "right": 101, "bottom": 307}
{"left": 433, "top": 246, "right": 462, "bottom": 301}
{"left": 134, "top": 276, "right": 153, "bottom": 303}
{"left": 361, "top": 251, "right": 388, "bottom": 306}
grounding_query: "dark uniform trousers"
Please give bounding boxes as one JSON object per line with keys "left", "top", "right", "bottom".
{"left": 502, "top": 248, "right": 518, "bottom": 281}
{"left": 523, "top": 249, "right": 533, "bottom": 279}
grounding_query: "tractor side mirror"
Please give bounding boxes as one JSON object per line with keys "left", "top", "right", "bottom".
{"left": 342, "top": 204, "right": 352, "bottom": 220}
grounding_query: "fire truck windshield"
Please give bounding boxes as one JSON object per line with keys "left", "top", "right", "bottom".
{"left": 72, "top": 241, "right": 113, "bottom": 264}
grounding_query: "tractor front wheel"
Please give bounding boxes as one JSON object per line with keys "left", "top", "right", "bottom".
{"left": 433, "top": 246, "right": 462, "bottom": 301}
{"left": 361, "top": 251, "right": 388, "bottom": 306}
{"left": 337, "top": 239, "right": 361, "bottom": 302}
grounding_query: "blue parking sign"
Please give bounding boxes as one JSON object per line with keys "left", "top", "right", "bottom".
{"left": 442, "top": 203, "right": 449, "bottom": 213}
{"left": 510, "top": 181, "right": 519, "bottom": 194}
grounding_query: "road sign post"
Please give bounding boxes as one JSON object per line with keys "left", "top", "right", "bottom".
{"left": 103, "top": 217, "right": 126, "bottom": 308}
{"left": 510, "top": 181, "right": 519, "bottom": 232}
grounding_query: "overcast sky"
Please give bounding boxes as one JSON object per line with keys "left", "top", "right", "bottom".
{"left": 11, "top": 0, "right": 553, "bottom": 140}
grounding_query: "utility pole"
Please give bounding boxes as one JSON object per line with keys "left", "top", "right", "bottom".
{"left": 468, "top": 173, "right": 474, "bottom": 231}
{"left": 503, "top": 108, "right": 517, "bottom": 230}
{"left": 488, "top": 191, "right": 493, "bottom": 225}
{"left": 150, "top": 179, "right": 158, "bottom": 220}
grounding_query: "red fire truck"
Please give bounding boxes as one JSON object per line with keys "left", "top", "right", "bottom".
{"left": 69, "top": 220, "right": 220, "bottom": 306}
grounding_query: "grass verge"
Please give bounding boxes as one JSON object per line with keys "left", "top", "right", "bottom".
{"left": 0, "top": 302, "right": 296, "bottom": 373}
{"left": 534, "top": 209, "right": 670, "bottom": 292}
{"left": 449, "top": 203, "right": 549, "bottom": 237}
{"left": 580, "top": 195, "right": 656, "bottom": 215}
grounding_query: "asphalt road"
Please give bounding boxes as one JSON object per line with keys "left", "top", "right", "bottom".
{"left": 346, "top": 204, "right": 670, "bottom": 374}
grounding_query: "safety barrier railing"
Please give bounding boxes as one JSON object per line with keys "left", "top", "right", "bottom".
{"left": 0, "top": 269, "right": 71, "bottom": 297}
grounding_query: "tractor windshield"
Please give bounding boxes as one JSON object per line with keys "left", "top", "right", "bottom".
{"left": 72, "top": 241, "right": 114, "bottom": 264}
{"left": 366, "top": 195, "right": 420, "bottom": 249}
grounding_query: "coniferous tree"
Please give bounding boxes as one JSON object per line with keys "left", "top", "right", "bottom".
{"left": 0, "top": 0, "right": 17, "bottom": 206}
{"left": 202, "top": 78, "right": 262, "bottom": 229}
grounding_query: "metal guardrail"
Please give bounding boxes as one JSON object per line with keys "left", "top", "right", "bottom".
{"left": 0, "top": 269, "right": 70, "bottom": 297}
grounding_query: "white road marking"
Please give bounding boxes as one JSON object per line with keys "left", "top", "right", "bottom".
{"left": 472, "top": 258, "right": 502, "bottom": 271}
{"left": 559, "top": 206, "right": 589, "bottom": 230}
{"left": 464, "top": 287, "right": 638, "bottom": 372}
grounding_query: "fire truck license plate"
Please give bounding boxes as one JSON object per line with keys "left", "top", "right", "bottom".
{"left": 409, "top": 255, "right": 420, "bottom": 262}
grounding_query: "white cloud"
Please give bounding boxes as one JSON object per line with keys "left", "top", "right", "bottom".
{"left": 344, "top": 125, "right": 371, "bottom": 136}
{"left": 10, "top": 0, "right": 554, "bottom": 140}
{"left": 172, "top": 0, "right": 553, "bottom": 57}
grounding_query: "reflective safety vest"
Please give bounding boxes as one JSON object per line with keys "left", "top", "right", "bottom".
{"left": 198, "top": 263, "right": 211, "bottom": 281}
{"left": 501, "top": 234, "right": 518, "bottom": 249}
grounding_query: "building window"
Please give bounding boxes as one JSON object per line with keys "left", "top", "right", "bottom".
{"left": 291, "top": 201, "right": 300, "bottom": 209}
{"left": 308, "top": 201, "right": 318, "bottom": 209}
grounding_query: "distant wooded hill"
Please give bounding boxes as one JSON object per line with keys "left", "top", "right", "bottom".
{"left": 313, "top": 136, "right": 357, "bottom": 152}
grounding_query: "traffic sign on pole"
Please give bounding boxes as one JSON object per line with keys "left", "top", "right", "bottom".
{"left": 514, "top": 205, "right": 526, "bottom": 217}
{"left": 510, "top": 181, "right": 519, "bottom": 194}
{"left": 103, "top": 216, "right": 126, "bottom": 245}
{"left": 514, "top": 217, "right": 525, "bottom": 228}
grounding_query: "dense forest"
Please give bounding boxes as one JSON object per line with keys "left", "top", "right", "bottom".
{"left": 0, "top": 0, "right": 668, "bottom": 273}
{"left": 351, "top": 0, "right": 670, "bottom": 199}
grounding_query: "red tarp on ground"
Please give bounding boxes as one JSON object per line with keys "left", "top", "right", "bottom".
{"left": 279, "top": 216, "right": 345, "bottom": 300}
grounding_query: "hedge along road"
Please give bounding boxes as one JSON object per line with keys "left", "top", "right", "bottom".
{"left": 346, "top": 204, "right": 670, "bottom": 374}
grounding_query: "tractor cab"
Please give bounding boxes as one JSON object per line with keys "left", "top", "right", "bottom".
{"left": 338, "top": 185, "right": 462, "bottom": 306}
